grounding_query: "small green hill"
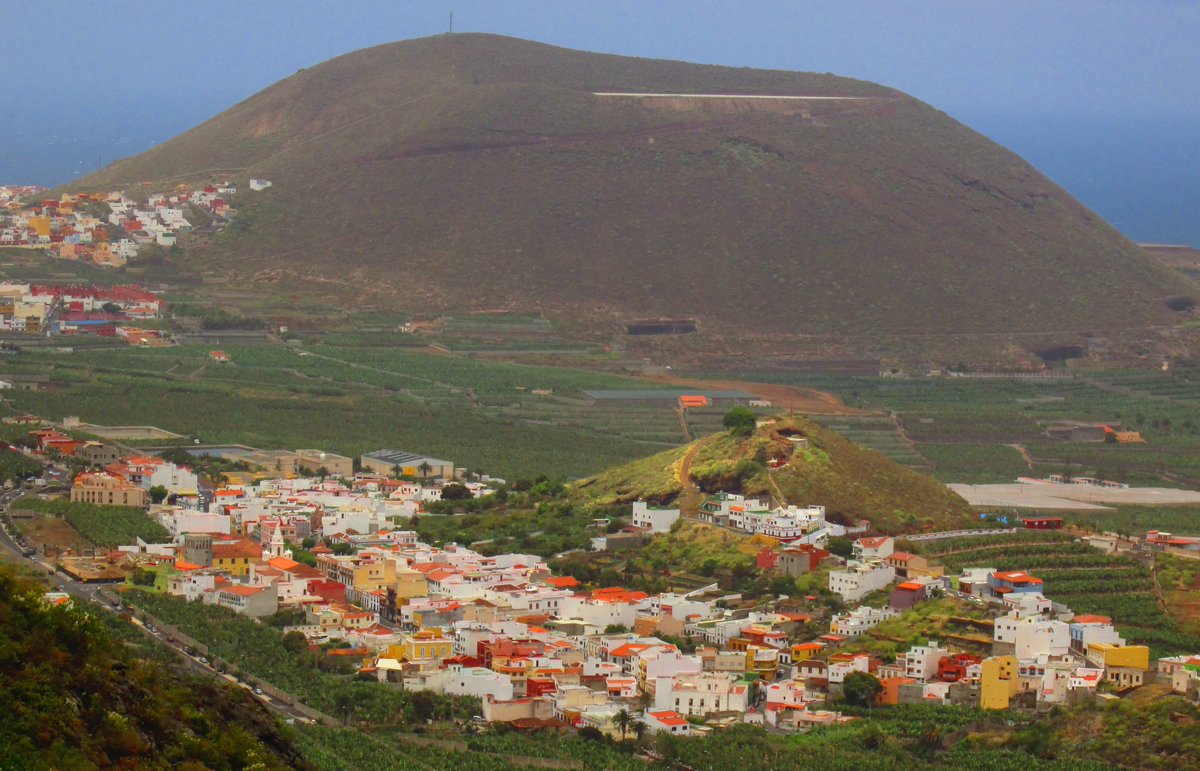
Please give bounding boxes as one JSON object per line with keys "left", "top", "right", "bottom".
{"left": 575, "top": 414, "right": 973, "bottom": 533}
{"left": 0, "top": 567, "right": 309, "bottom": 769}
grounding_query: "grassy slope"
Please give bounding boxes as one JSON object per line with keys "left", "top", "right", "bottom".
{"left": 575, "top": 415, "right": 974, "bottom": 532}
{"left": 75, "top": 34, "right": 1194, "bottom": 344}
{"left": 0, "top": 566, "right": 308, "bottom": 769}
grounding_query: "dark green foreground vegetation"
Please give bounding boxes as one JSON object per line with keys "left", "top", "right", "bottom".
{"left": 0, "top": 566, "right": 309, "bottom": 769}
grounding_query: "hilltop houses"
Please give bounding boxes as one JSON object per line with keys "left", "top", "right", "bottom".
{"left": 0, "top": 181, "right": 271, "bottom": 268}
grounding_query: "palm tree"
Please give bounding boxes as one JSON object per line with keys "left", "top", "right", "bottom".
{"left": 417, "top": 461, "right": 433, "bottom": 481}
{"left": 631, "top": 719, "right": 647, "bottom": 742}
{"left": 611, "top": 707, "right": 633, "bottom": 739}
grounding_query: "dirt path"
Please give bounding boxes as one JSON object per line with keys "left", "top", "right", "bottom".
{"left": 646, "top": 375, "right": 870, "bottom": 415}
{"left": 676, "top": 440, "right": 704, "bottom": 517}
{"left": 1006, "top": 443, "right": 1036, "bottom": 471}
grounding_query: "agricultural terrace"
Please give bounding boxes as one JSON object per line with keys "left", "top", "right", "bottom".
{"left": 702, "top": 370, "right": 1200, "bottom": 487}
{"left": 839, "top": 597, "right": 996, "bottom": 658}
{"left": 12, "top": 497, "right": 169, "bottom": 548}
{"left": 903, "top": 531, "right": 1200, "bottom": 656}
{"left": 1055, "top": 505, "right": 1200, "bottom": 537}
{"left": 0, "top": 343, "right": 702, "bottom": 479}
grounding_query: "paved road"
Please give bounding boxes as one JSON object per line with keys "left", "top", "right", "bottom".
{"left": 0, "top": 486, "right": 312, "bottom": 726}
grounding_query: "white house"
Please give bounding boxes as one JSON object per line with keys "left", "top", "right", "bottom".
{"left": 994, "top": 612, "right": 1071, "bottom": 658}
{"left": 1069, "top": 615, "right": 1125, "bottom": 653}
{"left": 828, "top": 562, "right": 896, "bottom": 602}
{"left": 146, "top": 462, "right": 200, "bottom": 495}
{"left": 653, "top": 671, "right": 749, "bottom": 717}
{"left": 162, "top": 510, "right": 232, "bottom": 537}
{"left": 431, "top": 665, "right": 515, "bottom": 702}
{"left": 853, "top": 536, "right": 895, "bottom": 560}
{"left": 643, "top": 710, "right": 690, "bottom": 735}
{"left": 830, "top": 605, "right": 896, "bottom": 637}
{"left": 827, "top": 653, "right": 872, "bottom": 684}
{"left": 631, "top": 501, "right": 680, "bottom": 533}
{"left": 557, "top": 596, "right": 638, "bottom": 633}
{"left": 898, "top": 641, "right": 950, "bottom": 683}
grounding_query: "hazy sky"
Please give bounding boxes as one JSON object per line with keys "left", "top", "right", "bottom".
{"left": 3, "top": 0, "right": 1197, "bottom": 242}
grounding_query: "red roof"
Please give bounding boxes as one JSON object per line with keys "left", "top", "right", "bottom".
{"left": 992, "top": 571, "right": 1043, "bottom": 585}
{"left": 856, "top": 537, "right": 890, "bottom": 549}
{"left": 212, "top": 540, "right": 261, "bottom": 560}
{"left": 648, "top": 711, "right": 689, "bottom": 727}
{"left": 1072, "top": 615, "right": 1112, "bottom": 625}
{"left": 589, "top": 587, "right": 649, "bottom": 604}
{"left": 221, "top": 585, "right": 266, "bottom": 597}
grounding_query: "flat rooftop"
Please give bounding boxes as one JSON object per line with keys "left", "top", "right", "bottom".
{"left": 362, "top": 449, "right": 452, "bottom": 466}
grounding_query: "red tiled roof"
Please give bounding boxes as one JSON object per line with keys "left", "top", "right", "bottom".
{"left": 856, "top": 537, "right": 890, "bottom": 548}
{"left": 212, "top": 540, "right": 261, "bottom": 560}
{"left": 1072, "top": 615, "right": 1112, "bottom": 625}
{"left": 221, "top": 585, "right": 266, "bottom": 597}
{"left": 648, "top": 711, "right": 688, "bottom": 727}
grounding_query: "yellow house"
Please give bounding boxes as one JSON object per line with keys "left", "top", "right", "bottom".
{"left": 388, "top": 628, "right": 452, "bottom": 662}
{"left": 211, "top": 540, "right": 261, "bottom": 577}
{"left": 980, "top": 655, "right": 1019, "bottom": 710}
{"left": 745, "top": 644, "right": 780, "bottom": 681}
{"left": 1088, "top": 643, "right": 1150, "bottom": 671}
{"left": 27, "top": 216, "right": 51, "bottom": 238}
{"left": 791, "top": 642, "right": 824, "bottom": 662}
{"left": 395, "top": 567, "right": 429, "bottom": 600}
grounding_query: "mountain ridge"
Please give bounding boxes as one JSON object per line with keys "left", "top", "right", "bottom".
{"left": 78, "top": 33, "right": 1196, "bottom": 353}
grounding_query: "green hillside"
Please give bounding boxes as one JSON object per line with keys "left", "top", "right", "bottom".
{"left": 0, "top": 567, "right": 308, "bottom": 769}
{"left": 78, "top": 34, "right": 1194, "bottom": 354}
{"left": 575, "top": 413, "right": 974, "bottom": 532}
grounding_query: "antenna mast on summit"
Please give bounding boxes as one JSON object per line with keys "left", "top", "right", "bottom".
{"left": 448, "top": 12, "right": 453, "bottom": 34}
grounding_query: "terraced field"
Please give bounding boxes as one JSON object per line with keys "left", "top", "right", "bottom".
{"left": 695, "top": 371, "right": 1200, "bottom": 487}
{"left": 815, "top": 415, "right": 929, "bottom": 470}
{"left": 909, "top": 532, "right": 1200, "bottom": 656}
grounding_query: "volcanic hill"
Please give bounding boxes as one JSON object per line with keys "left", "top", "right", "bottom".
{"left": 574, "top": 414, "right": 974, "bottom": 533}
{"left": 83, "top": 34, "right": 1194, "bottom": 350}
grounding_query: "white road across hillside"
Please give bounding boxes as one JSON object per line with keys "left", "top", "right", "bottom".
{"left": 593, "top": 92, "right": 875, "bottom": 100}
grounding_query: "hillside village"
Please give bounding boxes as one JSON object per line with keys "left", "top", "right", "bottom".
{"left": 0, "top": 281, "right": 163, "bottom": 340}
{"left": 5, "top": 419, "right": 1198, "bottom": 741}
{"left": 0, "top": 180, "right": 268, "bottom": 267}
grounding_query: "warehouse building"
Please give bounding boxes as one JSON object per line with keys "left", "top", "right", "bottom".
{"left": 360, "top": 450, "right": 455, "bottom": 480}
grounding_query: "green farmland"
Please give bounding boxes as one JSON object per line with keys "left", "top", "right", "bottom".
{"left": 708, "top": 370, "right": 1200, "bottom": 489}
{"left": 0, "top": 343, "right": 699, "bottom": 480}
